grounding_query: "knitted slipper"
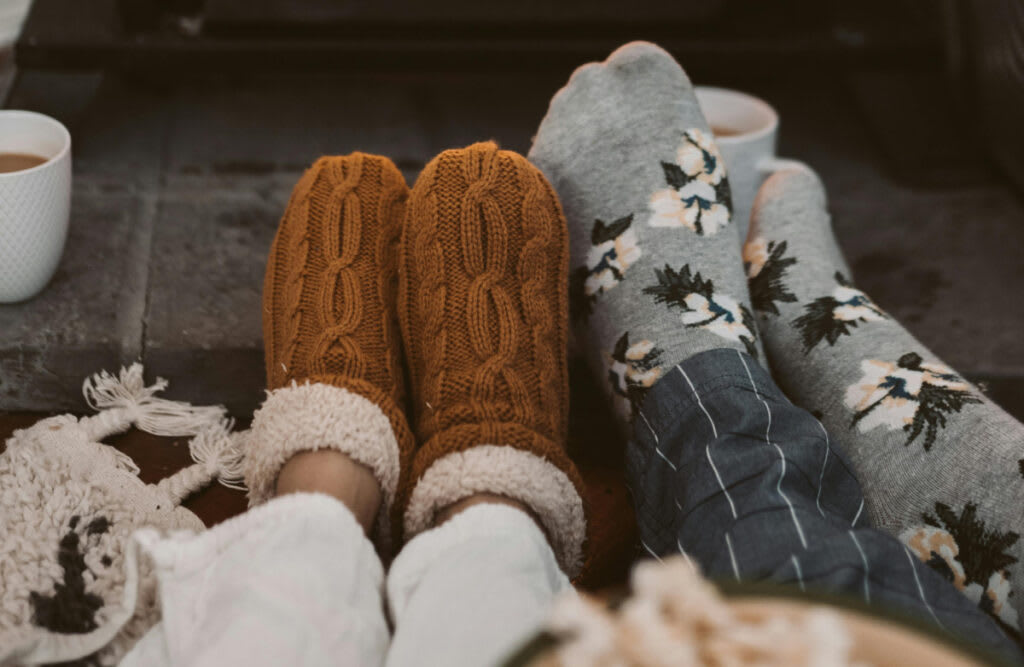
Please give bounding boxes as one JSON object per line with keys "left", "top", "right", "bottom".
{"left": 396, "top": 142, "right": 587, "bottom": 575}
{"left": 245, "top": 153, "right": 414, "bottom": 548}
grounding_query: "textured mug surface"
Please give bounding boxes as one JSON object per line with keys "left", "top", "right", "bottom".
{"left": 0, "top": 110, "right": 72, "bottom": 303}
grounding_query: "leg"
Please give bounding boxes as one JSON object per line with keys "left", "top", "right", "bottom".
{"left": 247, "top": 152, "right": 416, "bottom": 553}
{"left": 385, "top": 142, "right": 586, "bottom": 664}
{"left": 122, "top": 453, "right": 390, "bottom": 666}
{"left": 528, "top": 41, "right": 763, "bottom": 441}
{"left": 394, "top": 142, "right": 586, "bottom": 575}
{"left": 124, "top": 153, "right": 416, "bottom": 665}
{"left": 627, "top": 347, "right": 1021, "bottom": 661}
{"left": 385, "top": 500, "right": 572, "bottom": 667}
{"left": 276, "top": 449, "right": 381, "bottom": 531}
{"left": 746, "top": 169, "right": 1024, "bottom": 636}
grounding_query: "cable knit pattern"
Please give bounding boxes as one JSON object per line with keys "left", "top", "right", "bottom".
{"left": 464, "top": 150, "right": 531, "bottom": 434}
{"left": 516, "top": 159, "right": 566, "bottom": 437}
{"left": 397, "top": 142, "right": 587, "bottom": 575}
{"left": 310, "top": 158, "right": 365, "bottom": 378}
{"left": 375, "top": 166, "right": 409, "bottom": 407}
{"left": 402, "top": 159, "right": 447, "bottom": 440}
{"left": 253, "top": 153, "right": 413, "bottom": 547}
{"left": 276, "top": 197, "right": 311, "bottom": 390}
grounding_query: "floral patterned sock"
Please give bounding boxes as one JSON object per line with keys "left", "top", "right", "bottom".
{"left": 747, "top": 168, "right": 1024, "bottom": 636}
{"left": 528, "top": 41, "right": 763, "bottom": 430}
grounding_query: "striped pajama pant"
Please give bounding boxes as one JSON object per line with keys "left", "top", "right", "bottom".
{"left": 627, "top": 348, "right": 1021, "bottom": 662}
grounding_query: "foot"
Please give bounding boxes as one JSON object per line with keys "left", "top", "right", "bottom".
{"left": 396, "top": 141, "right": 587, "bottom": 576}
{"left": 433, "top": 493, "right": 536, "bottom": 529}
{"left": 277, "top": 450, "right": 382, "bottom": 534}
{"left": 528, "top": 41, "right": 762, "bottom": 433}
{"left": 246, "top": 154, "right": 414, "bottom": 548}
{"left": 747, "top": 168, "right": 1024, "bottom": 635}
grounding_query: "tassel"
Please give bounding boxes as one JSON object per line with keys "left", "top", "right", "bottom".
{"left": 189, "top": 419, "right": 248, "bottom": 491}
{"left": 82, "top": 363, "right": 226, "bottom": 437}
{"left": 155, "top": 420, "right": 248, "bottom": 502}
{"left": 80, "top": 363, "right": 248, "bottom": 502}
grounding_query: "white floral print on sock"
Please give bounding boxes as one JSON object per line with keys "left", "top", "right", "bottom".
{"left": 643, "top": 264, "right": 758, "bottom": 357}
{"left": 571, "top": 214, "right": 643, "bottom": 323}
{"left": 845, "top": 353, "right": 981, "bottom": 450}
{"left": 793, "top": 272, "right": 887, "bottom": 352}
{"left": 902, "top": 502, "right": 1021, "bottom": 630}
{"left": 606, "top": 332, "right": 664, "bottom": 422}
{"left": 648, "top": 130, "right": 732, "bottom": 236}
{"left": 744, "top": 236, "right": 798, "bottom": 316}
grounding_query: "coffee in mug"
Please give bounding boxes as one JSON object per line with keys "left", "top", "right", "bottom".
{"left": 0, "top": 152, "right": 48, "bottom": 173}
{"left": 0, "top": 110, "right": 72, "bottom": 303}
{"left": 709, "top": 125, "right": 741, "bottom": 138}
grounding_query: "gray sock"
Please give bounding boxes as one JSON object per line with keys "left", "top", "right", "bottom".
{"left": 528, "top": 41, "right": 762, "bottom": 430}
{"left": 748, "top": 168, "right": 1024, "bottom": 634}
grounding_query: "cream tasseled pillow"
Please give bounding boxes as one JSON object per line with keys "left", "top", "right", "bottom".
{"left": 0, "top": 365, "right": 247, "bottom": 666}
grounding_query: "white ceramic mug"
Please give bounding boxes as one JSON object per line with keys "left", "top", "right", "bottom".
{"left": 0, "top": 110, "right": 72, "bottom": 303}
{"left": 694, "top": 86, "right": 808, "bottom": 241}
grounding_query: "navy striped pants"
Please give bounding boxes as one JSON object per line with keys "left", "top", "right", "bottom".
{"left": 627, "top": 348, "right": 1020, "bottom": 662}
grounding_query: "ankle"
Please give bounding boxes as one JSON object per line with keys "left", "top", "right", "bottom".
{"left": 276, "top": 450, "right": 382, "bottom": 535}
{"left": 433, "top": 493, "right": 543, "bottom": 533}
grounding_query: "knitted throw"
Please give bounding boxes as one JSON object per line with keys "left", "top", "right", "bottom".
{"left": 0, "top": 365, "right": 246, "bottom": 666}
{"left": 525, "top": 557, "right": 861, "bottom": 666}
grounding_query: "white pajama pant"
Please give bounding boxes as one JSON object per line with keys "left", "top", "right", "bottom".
{"left": 121, "top": 493, "right": 572, "bottom": 667}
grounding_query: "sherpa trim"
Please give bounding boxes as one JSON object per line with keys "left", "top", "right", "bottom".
{"left": 403, "top": 445, "right": 586, "bottom": 576}
{"left": 246, "top": 382, "right": 400, "bottom": 545}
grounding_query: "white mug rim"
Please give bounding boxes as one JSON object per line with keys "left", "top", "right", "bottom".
{"left": 695, "top": 86, "right": 778, "bottom": 146}
{"left": 0, "top": 110, "right": 72, "bottom": 179}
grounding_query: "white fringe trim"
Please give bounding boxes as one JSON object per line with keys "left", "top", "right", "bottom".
{"left": 82, "top": 363, "right": 226, "bottom": 438}
{"left": 156, "top": 419, "right": 250, "bottom": 503}
{"left": 188, "top": 420, "right": 248, "bottom": 490}
{"left": 246, "top": 382, "right": 401, "bottom": 541}
{"left": 404, "top": 445, "right": 586, "bottom": 577}
{"left": 78, "top": 363, "right": 246, "bottom": 498}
